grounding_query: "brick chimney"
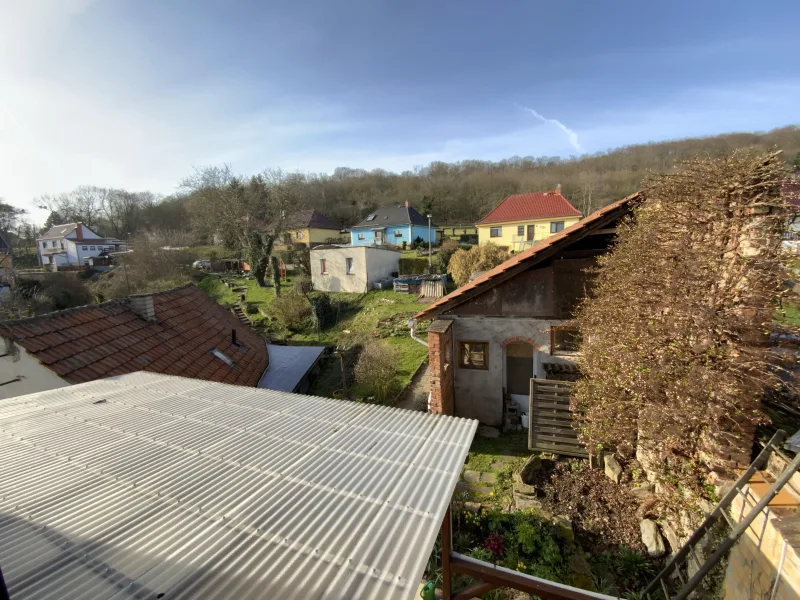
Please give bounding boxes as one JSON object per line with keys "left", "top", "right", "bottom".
{"left": 76, "top": 223, "right": 84, "bottom": 241}
{"left": 129, "top": 294, "right": 156, "bottom": 321}
{"left": 405, "top": 200, "right": 409, "bottom": 208}
{"left": 555, "top": 184, "right": 562, "bottom": 195}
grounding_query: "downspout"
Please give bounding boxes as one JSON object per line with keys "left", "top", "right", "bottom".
{"left": 408, "top": 317, "right": 428, "bottom": 347}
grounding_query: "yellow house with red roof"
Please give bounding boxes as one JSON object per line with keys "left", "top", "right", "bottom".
{"left": 476, "top": 186, "right": 582, "bottom": 252}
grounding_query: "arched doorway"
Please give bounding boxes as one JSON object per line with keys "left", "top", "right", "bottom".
{"left": 505, "top": 342, "right": 537, "bottom": 415}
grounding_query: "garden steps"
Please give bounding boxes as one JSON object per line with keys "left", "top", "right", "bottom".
{"left": 456, "top": 481, "right": 494, "bottom": 497}
{"left": 231, "top": 305, "right": 250, "bottom": 325}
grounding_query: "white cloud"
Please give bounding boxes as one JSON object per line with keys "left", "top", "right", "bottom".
{"left": 517, "top": 105, "right": 584, "bottom": 154}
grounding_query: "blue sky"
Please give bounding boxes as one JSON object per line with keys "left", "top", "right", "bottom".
{"left": 1, "top": 0, "right": 798, "bottom": 223}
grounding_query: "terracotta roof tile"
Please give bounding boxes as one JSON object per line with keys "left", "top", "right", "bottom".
{"left": 415, "top": 192, "right": 643, "bottom": 321}
{"left": 476, "top": 191, "right": 582, "bottom": 225}
{"left": 0, "top": 284, "right": 268, "bottom": 388}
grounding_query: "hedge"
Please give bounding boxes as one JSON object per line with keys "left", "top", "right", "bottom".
{"left": 398, "top": 257, "right": 429, "bottom": 275}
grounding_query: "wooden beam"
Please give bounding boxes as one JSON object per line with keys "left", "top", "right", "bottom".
{"left": 452, "top": 582, "right": 499, "bottom": 600}
{"left": 450, "top": 552, "right": 616, "bottom": 600}
{"left": 441, "top": 506, "right": 452, "bottom": 600}
{"left": 588, "top": 227, "right": 617, "bottom": 235}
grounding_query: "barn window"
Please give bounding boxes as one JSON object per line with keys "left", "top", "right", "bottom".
{"left": 459, "top": 341, "right": 488, "bottom": 370}
{"left": 551, "top": 326, "right": 581, "bottom": 354}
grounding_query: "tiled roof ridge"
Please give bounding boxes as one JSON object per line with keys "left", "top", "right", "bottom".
{"left": 0, "top": 283, "right": 198, "bottom": 329}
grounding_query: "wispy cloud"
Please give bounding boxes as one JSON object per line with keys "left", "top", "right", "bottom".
{"left": 517, "top": 104, "right": 583, "bottom": 154}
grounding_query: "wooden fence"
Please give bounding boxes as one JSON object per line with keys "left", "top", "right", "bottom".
{"left": 528, "top": 379, "right": 587, "bottom": 457}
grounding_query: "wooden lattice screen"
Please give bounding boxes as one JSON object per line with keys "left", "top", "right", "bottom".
{"left": 528, "top": 379, "right": 587, "bottom": 457}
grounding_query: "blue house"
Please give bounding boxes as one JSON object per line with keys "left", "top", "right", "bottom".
{"left": 350, "top": 202, "right": 439, "bottom": 247}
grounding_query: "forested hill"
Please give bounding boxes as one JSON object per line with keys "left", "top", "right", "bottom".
{"left": 311, "top": 126, "right": 800, "bottom": 226}
{"left": 33, "top": 125, "right": 800, "bottom": 239}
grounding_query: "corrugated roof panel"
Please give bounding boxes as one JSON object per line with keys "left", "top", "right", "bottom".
{"left": 0, "top": 372, "right": 477, "bottom": 600}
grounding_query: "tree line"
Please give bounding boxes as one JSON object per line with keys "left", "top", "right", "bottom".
{"left": 9, "top": 125, "right": 800, "bottom": 248}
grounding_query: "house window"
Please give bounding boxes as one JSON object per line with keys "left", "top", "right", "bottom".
{"left": 82, "top": 245, "right": 88, "bottom": 250}
{"left": 89, "top": 246, "right": 96, "bottom": 250}
{"left": 550, "top": 221, "right": 565, "bottom": 233}
{"left": 551, "top": 326, "right": 582, "bottom": 354}
{"left": 490, "top": 227, "right": 502, "bottom": 238}
{"left": 296, "top": 231, "right": 303, "bottom": 239}
{"left": 42, "top": 241, "right": 48, "bottom": 248}
{"left": 357, "top": 232, "right": 365, "bottom": 240}
{"left": 394, "top": 230, "right": 404, "bottom": 238}
{"left": 346, "top": 258, "right": 354, "bottom": 274}
{"left": 517, "top": 225, "right": 524, "bottom": 236}
{"left": 459, "top": 341, "right": 488, "bottom": 370}
{"left": 320, "top": 259, "right": 327, "bottom": 274}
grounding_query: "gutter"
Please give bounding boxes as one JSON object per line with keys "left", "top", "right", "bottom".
{"left": 408, "top": 317, "right": 428, "bottom": 347}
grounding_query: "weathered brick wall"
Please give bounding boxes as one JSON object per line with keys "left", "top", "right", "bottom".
{"left": 723, "top": 478, "right": 800, "bottom": 600}
{"left": 428, "top": 319, "right": 454, "bottom": 415}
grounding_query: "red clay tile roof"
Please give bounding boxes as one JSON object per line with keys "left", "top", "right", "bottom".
{"left": 415, "top": 192, "right": 643, "bottom": 321}
{"left": 476, "top": 191, "right": 582, "bottom": 225}
{"left": 0, "top": 284, "right": 268, "bottom": 387}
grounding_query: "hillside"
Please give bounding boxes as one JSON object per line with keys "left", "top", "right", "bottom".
{"left": 33, "top": 125, "right": 800, "bottom": 239}
{"left": 307, "top": 126, "right": 800, "bottom": 226}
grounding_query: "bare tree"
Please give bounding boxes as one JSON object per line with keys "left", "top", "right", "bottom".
{"left": 39, "top": 186, "right": 107, "bottom": 230}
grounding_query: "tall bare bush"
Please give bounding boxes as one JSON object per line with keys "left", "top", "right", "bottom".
{"left": 354, "top": 340, "right": 400, "bottom": 403}
{"left": 447, "top": 242, "right": 509, "bottom": 287}
{"left": 572, "top": 151, "right": 793, "bottom": 498}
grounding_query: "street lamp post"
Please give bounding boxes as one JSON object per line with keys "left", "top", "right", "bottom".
{"left": 427, "top": 214, "right": 432, "bottom": 272}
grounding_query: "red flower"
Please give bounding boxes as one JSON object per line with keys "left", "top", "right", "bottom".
{"left": 484, "top": 534, "right": 504, "bottom": 559}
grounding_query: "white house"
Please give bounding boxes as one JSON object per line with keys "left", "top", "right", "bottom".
{"left": 37, "top": 223, "right": 127, "bottom": 269}
{"left": 310, "top": 245, "right": 400, "bottom": 293}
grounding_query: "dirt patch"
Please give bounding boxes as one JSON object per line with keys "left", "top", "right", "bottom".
{"left": 530, "top": 459, "right": 645, "bottom": 553}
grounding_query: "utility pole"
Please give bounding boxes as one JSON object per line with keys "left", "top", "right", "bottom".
{"left": 427, "top": 214, "right": 432, "bottom": 272}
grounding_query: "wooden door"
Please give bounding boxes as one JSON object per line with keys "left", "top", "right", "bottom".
{"left": 527, "top": 225, "right": 535, "bottom": 241}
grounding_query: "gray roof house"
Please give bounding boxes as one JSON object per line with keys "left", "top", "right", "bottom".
{"left": 349, "top": 202, "right": 439, "bottom": 247}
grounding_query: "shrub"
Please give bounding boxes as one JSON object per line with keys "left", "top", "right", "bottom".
{"left": 573, "top": 150, "right": 791, "bottom": 498}
{"left": 292, "top": 274, "right": 313, "bottom": 295}
{"left": 272, "top": 292, "right": 311, "bottom": 331}
{"left": 309, "top": 291, "right": 335, "bottom": 328}
{"left": 354, "top": 340, "right": 400, "bottom": 403}
{"left": 447, "top": 242, "right": 509, "bottom": 286}
{"left": 38, "top": 275, "right": 93, "bottom": 310}
{"left": 435, "top": 239, "right": 460, "bottom": 273}
{"left": 412, "top": 235, "right": 425, "bottom": 249}
{"left": 402, "top": 240, "right": 407, "bottom": 250}
{"left": 398, "top": 257, "right": 429, "bottom": 275}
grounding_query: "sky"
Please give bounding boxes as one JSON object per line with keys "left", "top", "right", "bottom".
{"left": 1, "top": 0, "right": 798, "bottom": 224}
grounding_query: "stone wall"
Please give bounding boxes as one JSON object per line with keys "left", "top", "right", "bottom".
{"left": 723, "top": 466, "right": 800, "bottom": 600}
{"left": 428, "top": 319, "right": 454, "bottom": 416}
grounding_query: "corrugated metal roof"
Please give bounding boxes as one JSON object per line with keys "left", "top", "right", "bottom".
{"left": 0, "top": 372, "right": 477, "bottom": 600}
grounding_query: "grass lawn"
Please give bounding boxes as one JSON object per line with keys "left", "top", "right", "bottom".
{"left": 198, "top": 274, "right": 429, "bottom": 400}
{"left": 775, "top": 299, "right": 800, "bottom": 327}
{"left": 189, "top": 245, "right": 228, "bottom": 259}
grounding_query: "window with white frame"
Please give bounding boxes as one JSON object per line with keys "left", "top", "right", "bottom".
{"left": 296, "top": 231, "right": 304, "bottom": 239}
{"left": 517, "top": 225, "right": 524, "bottom": 236}
{"left": 357, "top": 232, "right": 365, "bottom": 240}
{"left": 89, "top": 246, "right": 96, "bottom": 250}
{"left": 394, "top": 230, "right": 403, "bottom": 238}
{"left": 42, "top": 241, "right": 48, "bottom": 248}
{"left": 490, "top": 227, "right": 502, "bottom": 238}
{"left": 82, "top": 246, "right": 88, "bottom": 250}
